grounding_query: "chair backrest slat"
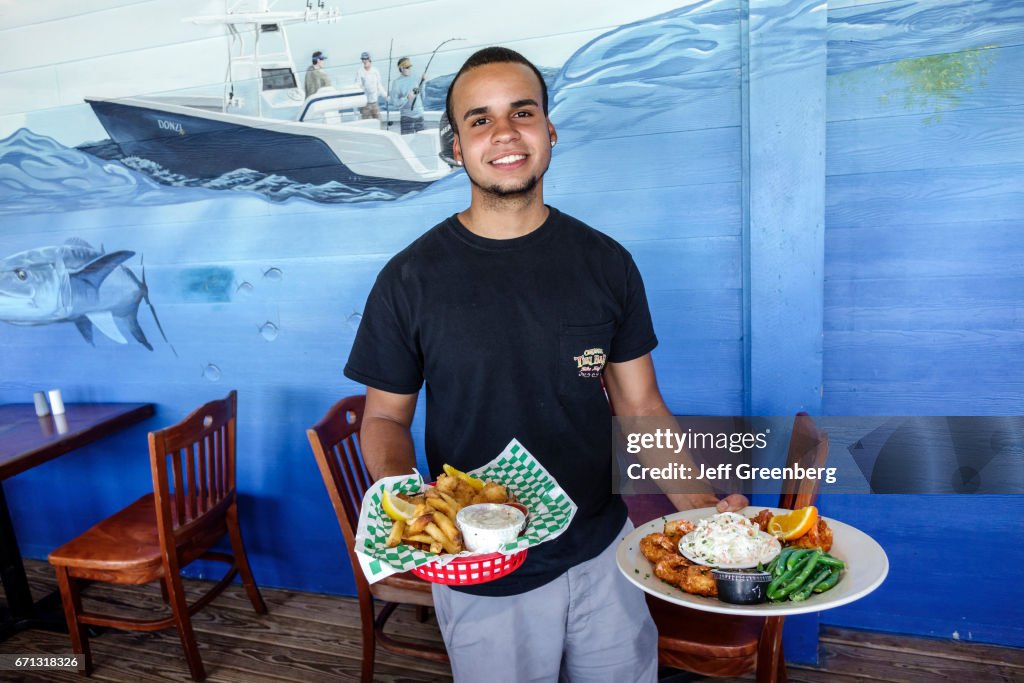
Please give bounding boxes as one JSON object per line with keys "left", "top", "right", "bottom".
{"left": 336, "top": 435, "right": 370, "bottom": 519}
{"left": 195, "top": 441, "right": 207, "bottom": 514}
{"left": 213, "top": 429, "right": 223, "bottom": 498}
{"left": 778, "top": 412, "right": 830, "bottom": 510}
{"left": 184, "top": 444, "right": 198, "bottom": 520}
{"left": 150, "top": 391, "right": 238, "bottom": 542}
{"left": 170, "top": 448, "right": 186, "bottom": 524}
{"left": 204, "top": 434, "right": 216, "bottom": 508}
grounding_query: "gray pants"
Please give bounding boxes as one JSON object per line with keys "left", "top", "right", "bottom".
{"left": 432, "top": 520, "right": 658, "bottom": 683}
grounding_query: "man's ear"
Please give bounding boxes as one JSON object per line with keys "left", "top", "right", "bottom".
{"left": 548, "top": 120, "right": 557, "bottom": 147}
{"left": 452, "top": 133, "right": 463, "bottom": 165}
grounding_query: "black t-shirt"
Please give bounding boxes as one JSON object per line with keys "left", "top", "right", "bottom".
{"left": 344, "top": 207, "right": 658, "bottom": 596}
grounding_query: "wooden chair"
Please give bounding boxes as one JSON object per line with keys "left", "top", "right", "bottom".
{"left": 49, "top": 391, "right": 267, "bottom": 681}
{"left": 307, "top": 395, "right": 448, "bottom": 683}
{"left": 630, "top": 412, "right": 830, "bottom": 683}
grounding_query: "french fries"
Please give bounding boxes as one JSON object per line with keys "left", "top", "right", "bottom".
{"left": 383, "top": 468, "right": 516, "bottom": 555}
{"left": 427, "top": 496, "right": 457, "bottom": 518}
{"left": 386, "top": 519, "right": 405, "bottom": 548}
{"left": 432, "top": 509, "right": 462, "bottom": 545}
{"left": 424, "top": 521, "right": 461, "bottom": 554}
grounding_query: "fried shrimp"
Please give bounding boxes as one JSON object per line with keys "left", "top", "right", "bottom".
{"left": 788, "top": 517, "right": 833, "bottom": 552}
{"left": 473, "top": 481, "right": 509, "bottom": 505}
{"left": 751, "top": 508, "right": 774, "bottom": 532}
{"left": 653, "top": 556, "right": 718, "bottom": 597}
{"left": 663, "top": 518, "right": 695, "bottom": 542}
{"left": 640, "top": 533, "right": 681, "bottom": 563}
{"left": 750, "top": 508, "right": 832, "bottom": 551}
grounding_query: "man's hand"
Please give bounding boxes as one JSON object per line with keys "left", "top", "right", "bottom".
{"left": 716, "top": 493, "right": 750, "bottom": 512}
{"left": 670, "top": 492, "right": 750, "bottom": 512}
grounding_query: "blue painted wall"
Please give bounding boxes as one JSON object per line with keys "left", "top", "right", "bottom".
{"left": 819, "top": 0, "right": 1024, "bottom": 646}
{"left": 0, "top": 0, "right": 1021, "bottom": 661}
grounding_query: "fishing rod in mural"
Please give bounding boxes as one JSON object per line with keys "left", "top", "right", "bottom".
{"left": 78, "top": 2, "right": 462, "bottom": 203}
{"left": 0, "top": 240, "right": 176, "bottom": 355}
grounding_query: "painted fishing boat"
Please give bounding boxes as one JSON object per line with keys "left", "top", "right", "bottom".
{"left": 85, "top": 1, "right": 453, "bottom": 190}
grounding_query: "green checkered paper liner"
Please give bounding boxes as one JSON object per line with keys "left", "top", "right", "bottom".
{"left": 356, "top": 438, "right": 577, "bottom": 584}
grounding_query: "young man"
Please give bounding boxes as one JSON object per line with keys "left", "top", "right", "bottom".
{"left": 354, "top": 51, "right": 384, "bottom": 120}
{"left": 304, "top": 51, "right": 331, "bottom": 98}
{"left": 344, "top": 47, "right": 746, "bottom": 682}
{"left": 387, "top": 56, "right": 425, "bottom": 134}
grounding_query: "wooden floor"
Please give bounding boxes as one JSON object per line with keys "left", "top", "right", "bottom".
{"left": 2, "top": 560, "right": 1021, "bottom": 682}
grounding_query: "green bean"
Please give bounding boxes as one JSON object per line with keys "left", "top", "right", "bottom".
{"left": 813, "top": 566, "right": 842, "bottom": 593}
{"left": 786, "top": 549, "right": 813, "bottom": 571}
{"left": 768, "top": 555, "right": 809, "bottom": 600}
{"left": 768, "top": 548, "right": 792, "bottom": 576}
{"left": 776, "top": 550, "right": 822, "bottom": 599}
{"left": 817, "top": 553, "right": 845, "bottom": 569}
{"left": 791, "top": 566, "right": 832, "bottom": 602}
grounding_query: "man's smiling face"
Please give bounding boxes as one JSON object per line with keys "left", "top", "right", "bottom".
{"left": 450, "top": 62, "right": 556, "bottom": 200}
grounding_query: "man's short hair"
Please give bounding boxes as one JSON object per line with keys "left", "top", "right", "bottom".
{"left": 445, "top": 47, "right": 548, "bottom": 134}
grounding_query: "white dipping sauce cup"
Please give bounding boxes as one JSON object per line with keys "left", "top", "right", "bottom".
{"left": 456, "top": 503, "right": 527, "bottom": 552}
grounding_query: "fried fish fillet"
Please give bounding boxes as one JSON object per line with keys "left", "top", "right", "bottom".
{"left": 653, "top": 556, "right": 718, "bottom": 597}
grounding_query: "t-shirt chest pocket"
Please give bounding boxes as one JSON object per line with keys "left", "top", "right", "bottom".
{"left": 558, "top": 321, "right": 616, "bottom": 398}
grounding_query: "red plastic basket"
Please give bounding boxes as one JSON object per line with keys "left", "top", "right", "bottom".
{"left": 411, "top": 549, "right": 527, "bottom": 585}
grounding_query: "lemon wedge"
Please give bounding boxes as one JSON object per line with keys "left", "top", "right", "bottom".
{"left": 381, "top": 489, "right": 417, "bottom": 522}
{"left": 767, "top": 505, "right": 818, "bottom": 541}
{"left": 443, "top": 463, "right": 485, "bottom": 491}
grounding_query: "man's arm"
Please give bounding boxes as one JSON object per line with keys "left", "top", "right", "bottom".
{"left": 603, "top": 353, "right": 748, "bottom": 512}
{"left": 360, "top": 386, "right": 418, "bottom": 481}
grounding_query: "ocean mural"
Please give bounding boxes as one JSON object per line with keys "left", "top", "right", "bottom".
{"left": 1, "top": 0, "right": 1022, "bottom": 659}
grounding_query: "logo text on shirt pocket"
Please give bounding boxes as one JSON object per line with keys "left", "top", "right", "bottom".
{"left": 573, "top": 347, "right": 607, "bottom": 378}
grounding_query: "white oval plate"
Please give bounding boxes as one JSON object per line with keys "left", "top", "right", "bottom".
{"left": 677, "top": 528, "right": 781, "bottom": 569}
{"left": 617, "top": 506, "right": 889, "bottom": 616}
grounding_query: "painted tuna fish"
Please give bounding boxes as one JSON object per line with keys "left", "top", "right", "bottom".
{"left": 0, "top": 238, "right": 173, "bottom": 352}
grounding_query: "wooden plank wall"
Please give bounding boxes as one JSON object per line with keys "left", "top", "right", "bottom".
{"left": 820, "top": 0, "right": 1024, "bottom": 647}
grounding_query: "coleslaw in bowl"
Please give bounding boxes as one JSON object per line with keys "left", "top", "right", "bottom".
{"left": 678, "top": 512, "right": 781, "bottom": 569}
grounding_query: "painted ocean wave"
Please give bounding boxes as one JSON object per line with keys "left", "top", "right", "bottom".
{"left": 827, "top": 0, "right": 1022, "bottom": 74}
{"left": 0, "top": 128, "right": 185, "bottom": 214}
{"left": 115, "top": 156, "right": 417, "bottom": 204}
{"left": 551, "top": 0, "right": 739, "bottom": 132}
